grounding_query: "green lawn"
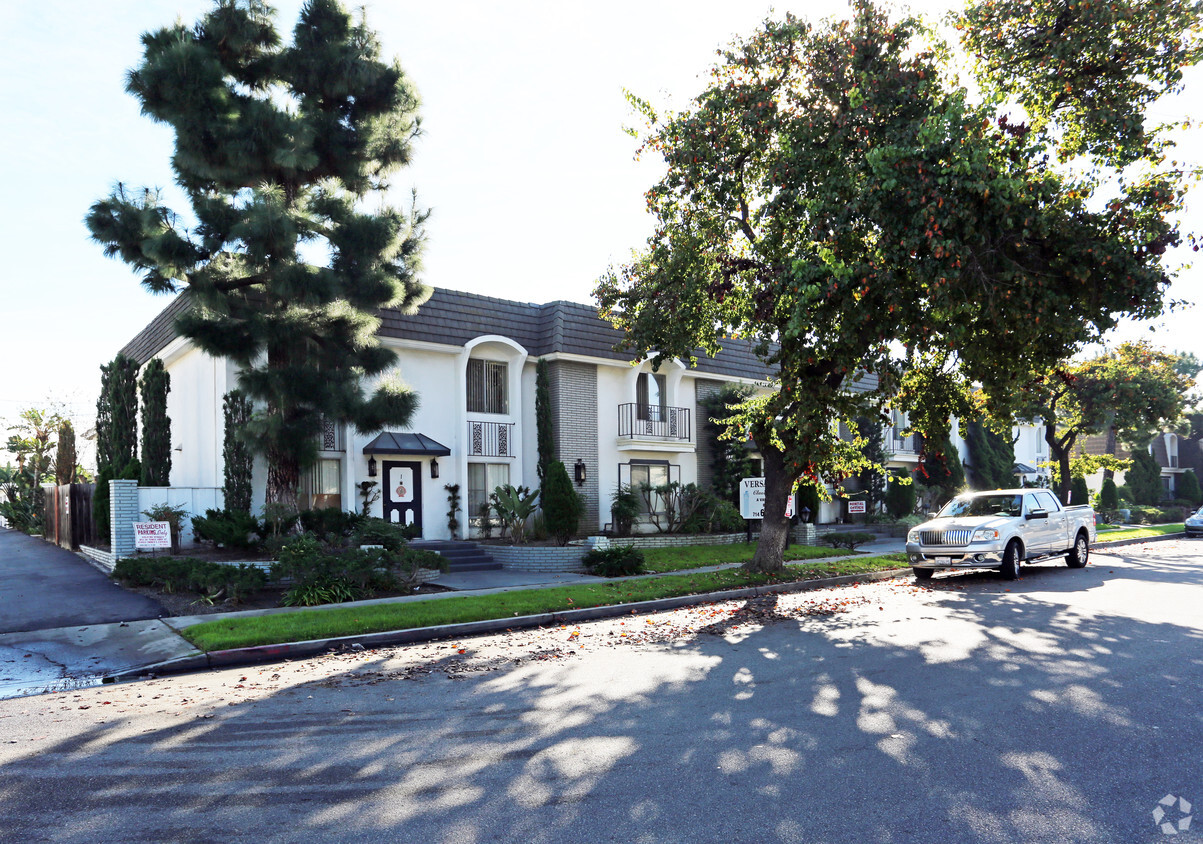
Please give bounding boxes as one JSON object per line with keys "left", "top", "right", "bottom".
{"left": 180, "top": 553, "right": 909, "bottom": 652}
{"left": 641, "top": 542, "right": 854, "bottom": 572}
{"left": 1095, "top": 523, "right": 1184, "bottom": 542}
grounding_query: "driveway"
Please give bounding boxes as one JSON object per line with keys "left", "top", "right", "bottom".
{"left": 0, "top": 528, "right": 164, "bottom": 634}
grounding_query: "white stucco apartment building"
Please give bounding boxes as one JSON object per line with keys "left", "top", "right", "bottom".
{"left": 117, "top": 287, "right": 1049, "bottom": 538}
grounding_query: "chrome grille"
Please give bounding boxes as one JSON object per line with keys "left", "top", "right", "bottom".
{"left": 920, "top": 529, "right": 971, "bottom": 546}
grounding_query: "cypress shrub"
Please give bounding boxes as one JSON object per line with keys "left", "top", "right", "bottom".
{"left": 1178, "top": 469, "right": 1201, "bottom": 505}
{"left": 139, "top": 358, "right": 172, "bottom": 485}
{"left": 1070, "top": 476, "right": 1090, "bottom": 507}
{"left": 542, "top": 460, "right": 583, "bottom": 545}
{"left": 885, "top": 474, "right": 916, "bottom": 518}
{"left": 1099, "top": 477, "right": 1119, "bottom": 510}
{"left": 222, "top": 390, "right": 255, "bottom": 514}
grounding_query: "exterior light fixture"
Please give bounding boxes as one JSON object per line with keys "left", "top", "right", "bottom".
{"left": 367, "top": 456, "right": 377, "bottom": 477}
{"left": 430, "top": 458, "right": 440, "bottom": 479}
{"left": 574, "top": 459, "right": 587, "bottom": 485}
{"left": 799, "top": 505, "right": 812, "bottom": 524}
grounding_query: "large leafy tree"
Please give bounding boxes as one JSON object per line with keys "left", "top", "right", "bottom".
{"left": 597, "top": 2, "right": 1192, "bottom": 572}
{"left": 1021, "top": 342, "right": 1191, "bottom": 502}
{"left": 88, "top": 0, "right": 428, "bottom": 509}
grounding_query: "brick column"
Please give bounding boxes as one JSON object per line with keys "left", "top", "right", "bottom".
{"left": 110, "top": 479, "right": 140, "bottom": 560}
{"left": 793, "top": 522, "right": 816, "bottom": 546}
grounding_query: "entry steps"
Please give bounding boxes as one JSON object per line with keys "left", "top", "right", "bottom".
{"left": 408, "top": 540, "right": 502, "bottom": 572}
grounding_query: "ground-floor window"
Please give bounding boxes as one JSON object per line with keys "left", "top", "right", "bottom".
{"left": 468, "top": 462, "right": 511, "bottom": 526}
{"left": 300, "top": 458, "right": 341, "bottom": 510}
{"left": 618, "top": 461, "right": 680, "bottom": 516}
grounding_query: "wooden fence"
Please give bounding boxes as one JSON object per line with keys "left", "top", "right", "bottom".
{"left": 42, "top": 483, "right": 95, "bottom": 551}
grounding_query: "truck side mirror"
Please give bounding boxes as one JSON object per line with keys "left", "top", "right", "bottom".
{"left": 1027, "top": 509, "right": 1048, "bottom": 520}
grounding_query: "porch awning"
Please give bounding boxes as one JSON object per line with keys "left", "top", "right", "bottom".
{"left": 362, "top": 432, "right": 451, "bottom": 457}
{"left": 1013, "top": 462, "right": 1037, "bottom": 474}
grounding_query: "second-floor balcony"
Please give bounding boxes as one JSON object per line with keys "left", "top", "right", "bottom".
{"left": 889, "top": 431, "right": 922, "bottom": 454}
{"left": 618, "top": 403, "right": 692, "bottom": 443}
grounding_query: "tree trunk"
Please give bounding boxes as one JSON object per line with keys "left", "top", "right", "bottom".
{"left": 1048, "top": 425, "right": 1074, "bottom": 504}
{"left": 745, "top": 444, "right": 791, "bottom": 574}
{"left": 1103, "top": 425, "right": 1117, "bottom": 480}
{"left": 265, "top": 445, "right": 301, "bottom": 512}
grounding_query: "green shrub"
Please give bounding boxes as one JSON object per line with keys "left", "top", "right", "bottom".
{"left": 351, "top": 517, "right": 410, "bottom": 552}
{"left": 823, "top": 531, "right": 877, "bottom": 551}
{"left": 610, "top": 486, "right": 640, "bottom": 537}
{"left": 112, "top": 556, "right": 266, "bottom": 604}
{"left": 283, "top": 576, "right": 360, "bottom": 607}
{"left": 583, "top": 545, "right": 646, "bottom": 577}
{"left": 299, "top": 508, "right": 362, "bottom": 540}
{"left": 191, "top": 508, "right": 262, "bottom": 549}
{"left": 542, "top": 461, "right": 583, "bottom": 545}
{"left": 885, "top": 475, "right": 916, "bottom": 518}
{"left": 1070, "top": 476, "right": 1090, "bottom": 508}
{"left": 1178, "top": 470, "right": 1201, "bottom": 505}
{"left": 1099, "top": 477, "right": 1119, "bottom": 510}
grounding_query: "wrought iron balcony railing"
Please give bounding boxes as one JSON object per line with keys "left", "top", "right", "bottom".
{"left": 468, "top": 420, "right": 515, "bottom": 458}
{"left": 618, "top": 403, "right": 691, "bottom": 441}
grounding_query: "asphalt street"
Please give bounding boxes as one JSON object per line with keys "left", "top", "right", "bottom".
{"left": 0, "top": 538, "right": 1200, "bottom": 843}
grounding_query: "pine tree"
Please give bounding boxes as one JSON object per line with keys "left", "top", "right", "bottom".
{"left": 139, "top": 358, "right": 172, "bottom": 486}
{"left": 700, "top": 385, "right": 755, "bottom": 503}
{"left": 535, "top": 359, "right": 554, "bottom": 483}
{"left": 223, "top": 390, "right": 255, "bottom": 514}
{"left": 87, "top": 0, "right": 427, "bottom": 510}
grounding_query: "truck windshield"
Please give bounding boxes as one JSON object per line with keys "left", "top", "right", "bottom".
{"left": 939, "top": 495, "right": 1022, "bottom": 518}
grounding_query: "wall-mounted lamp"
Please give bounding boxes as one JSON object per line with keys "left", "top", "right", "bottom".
{"left": 574, "top": 459, "right": 587, "bottom": 486}
{"left": 430, "top": 458, "right": 440, "bottom": 479}
{"left": 799, "top": 505, "right": 812, "bottom": 524}
{"left": 367, "top": 456, "right": 377, "bottom": 477}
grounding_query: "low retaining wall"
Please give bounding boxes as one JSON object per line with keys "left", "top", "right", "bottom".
{"left": 79, "top": 544, "right": 117, "bottom": 573}
{"left": 612, "top": 524, "right": 819, "bottom": 548}
{"left": 490, "top": 544, "right": 587, "bottom": 572}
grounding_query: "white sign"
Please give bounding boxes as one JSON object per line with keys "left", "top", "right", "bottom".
{"left": 848, "top": 501, "right": 867, "bottom": 514}
{"left": 134, "top": 521, "right": 171, "bottom": 549}
{"left": 739, "top": 478, "right": 795, "bottom": 520}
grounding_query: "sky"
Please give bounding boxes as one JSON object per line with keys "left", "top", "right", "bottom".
{"left": 1, "top": 0, "right": 1200, "bottom": 454}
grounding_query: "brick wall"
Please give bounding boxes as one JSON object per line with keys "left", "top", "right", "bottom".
{"left": 612, "top": 523, "right": 818, "bottom": 548}
{"left": 491, "top": 544, "right": 586, "bottom": 572}
{"left": 549, "top": 361, "right": 599, "bottom": 531}
{"left": 110, "top": 480, "right": 140, "bottom": 560}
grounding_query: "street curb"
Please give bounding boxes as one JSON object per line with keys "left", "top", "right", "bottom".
{"left": 112, "top": 567, "right": 913, "bottom": 679}
{"left": 1094, "top": 531, "right": 1187, "bottom": 550}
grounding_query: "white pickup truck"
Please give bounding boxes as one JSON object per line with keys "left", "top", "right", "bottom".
{"left": 905, "top": 488, "right": 1095, "bottom": 581}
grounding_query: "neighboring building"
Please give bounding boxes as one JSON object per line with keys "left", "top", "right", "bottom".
{"left": 1077, "top": 430, "right": 1190, "bottom": 500}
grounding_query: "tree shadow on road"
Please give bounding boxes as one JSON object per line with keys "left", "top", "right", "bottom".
{"left": 1, "top": 550, "right": 1201, "bottom": 843}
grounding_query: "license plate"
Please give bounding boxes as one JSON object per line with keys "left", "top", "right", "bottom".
{"left": 935, "top": 557, "right": 954, "bottom": 564}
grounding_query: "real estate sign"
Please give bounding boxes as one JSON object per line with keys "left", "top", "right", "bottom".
{"left": 134, "top": 521, "right": 171, "bottom": 549}
{"left": 739, "top": 478, "right": 795, "bottom": 520}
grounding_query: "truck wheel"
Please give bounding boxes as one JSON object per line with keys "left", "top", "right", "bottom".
{"left": 1066, "top": 532, "right": 1089, "bottom": 568}
{"left": 913, "top": 567, "right": 934, "bottom": 581}
{"left": 1000, "top": 541, "right": 1022, "bottom": 581}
